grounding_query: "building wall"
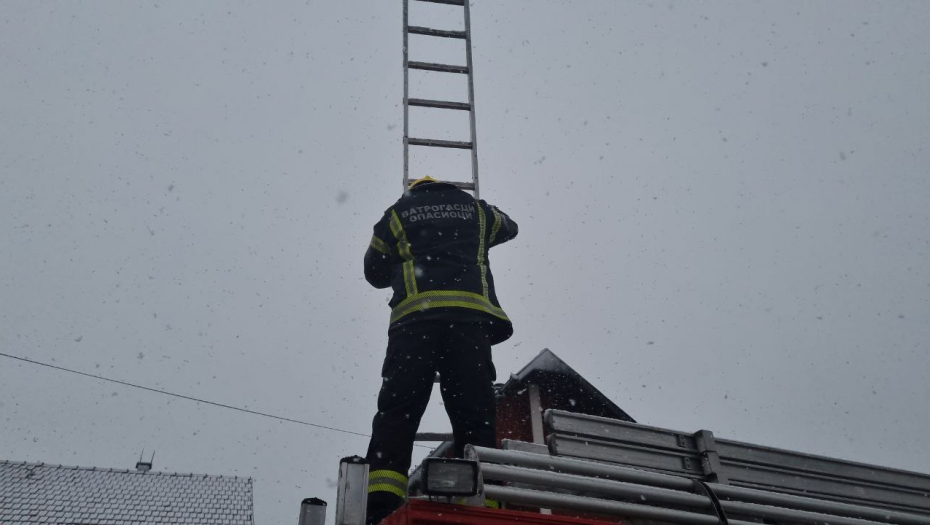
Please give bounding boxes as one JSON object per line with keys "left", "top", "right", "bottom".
{"left": 496, "top": 389, "right": 534, "bottom": 447}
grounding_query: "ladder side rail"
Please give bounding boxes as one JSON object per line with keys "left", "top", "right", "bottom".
{"left": 469, "top": 447, "right": 930, "bottom": 525}
{"left": 501, "top": 439, "right": 549, "bottom": 454}
{"left": 497, "top": 441, "right": 638, "bottom": 506}
{"left": 297, "top": 498, "right": 327, "bottom": 525}
{"left": 546, "top": 409, "right": 930, "bottom": 492}
{"left": 463, "top": 0, "right": 479, "bottom": 199}
{"left": 402, "top": 0, "right": 410, "bottom": 192}
{"left": 544, "top": 410, "right": 930, "bottom": 516}
{"left": 415, "top": 0, "right": 465, "bottom": 5}
{"left": 471, "top": 446, "right": 697, "bottom": 492}
{"left": 487, "top": 481, "right": 908, "bottom": 525}
{"left": 545, "top": 409, "right": 708, "bottom": 479}
{"left": 545, "top": 410, "right": 701, "bottom": 453}
{"left": 548, "top": 434, "right": 930, "bottom": 517}
{"left": 335, "top": 457, "right": 369, "bottom": 525}
{"left": 721, "top": 463, "right": 930, "bottom": 515}
{"left": 548, "top": 434, "right": 706, "bottom": 478}
{"left": 715, "top": 438, "right": 930, "bottom": 493}
{"left": 480, "top": 463, "right": 713, "bottom": 511}
{"left": 727, "top": 481, "right": 930, "bottom": 524}
{"left": 483, "top": 486, "right": 734, "bottom": 525}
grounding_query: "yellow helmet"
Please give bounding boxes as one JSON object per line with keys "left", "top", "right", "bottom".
{"left": 407, "top": 175, "right": 438, "bottom": 190}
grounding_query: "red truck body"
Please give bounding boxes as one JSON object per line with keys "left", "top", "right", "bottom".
{"left": 382, "top": 500, "right": 627, "bottom": 525}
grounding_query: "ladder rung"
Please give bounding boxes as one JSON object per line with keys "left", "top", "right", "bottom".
{"left": 415, "top": 0, "right": 465, "bottom": 6}
{"left": 405, "top": 181, "right": 475, "bottom": 192}
{"left": 407, "top": 138, "right": 473, "bottom": 149}
{"left": 446, "top": 181, "right": 476, "bottom": 191}
{"left": 408, "top": 98, "right": 471, "bottom": 111}
{"left": 407, "top": 61, "right": 468, "bottom": 74}
{"left": 407, "top": 26, "right": 466, "bottom": 39}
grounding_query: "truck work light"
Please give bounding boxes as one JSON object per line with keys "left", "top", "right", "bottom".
{"left": 421, "top": 458, "right": 480, "bottom": 497}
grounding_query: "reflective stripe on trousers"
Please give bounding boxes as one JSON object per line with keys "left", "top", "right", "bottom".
{"left": 368, "top": 469, "right": 408, "bottom": 499}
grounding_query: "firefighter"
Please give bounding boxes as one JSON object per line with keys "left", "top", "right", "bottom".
{"left": 363, "top": 176, "right": 518, "bottom": 524}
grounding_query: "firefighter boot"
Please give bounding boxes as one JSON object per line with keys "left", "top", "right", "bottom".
{"left": 366, "top": 492, "right": 404, "bottom": 525}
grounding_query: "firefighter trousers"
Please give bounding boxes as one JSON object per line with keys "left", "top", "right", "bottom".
{"left": 365, "top": 319, "right": 497, "bottom": 499}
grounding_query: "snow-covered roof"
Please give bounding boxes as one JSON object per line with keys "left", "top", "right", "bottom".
{"left": 498, "top": 348, "right": 635, "bottom": 423}
{"left": 0, "top": 460, "right": 253, "bottom": 525}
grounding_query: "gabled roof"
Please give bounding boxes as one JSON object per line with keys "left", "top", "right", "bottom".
{"left": 0, "top": 460, "right": 253, "bottom": 525}
{"left": 498, "top": 348, "right": 635, "bottom": 423}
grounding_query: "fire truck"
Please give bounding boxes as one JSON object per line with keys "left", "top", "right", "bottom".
{"left": 298, "top": 350, "right": 930, "bottom": 525}
{"left": 300, "top": 1, "right": 930, "bottom": 523}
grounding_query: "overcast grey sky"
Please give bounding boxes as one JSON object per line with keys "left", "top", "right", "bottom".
{"left": 2, "top": 1, "right": 929, "bottom": 524}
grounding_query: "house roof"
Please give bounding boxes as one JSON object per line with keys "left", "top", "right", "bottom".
{"left": 0, "top": 460, "right": 253, "bottom": 525}
{"left": 497, "top": 348, "right": 635, "bottom": 423}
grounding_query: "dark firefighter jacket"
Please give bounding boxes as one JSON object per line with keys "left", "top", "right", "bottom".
{"left": 364, "top": 181, "right": 518, "bottom": 345}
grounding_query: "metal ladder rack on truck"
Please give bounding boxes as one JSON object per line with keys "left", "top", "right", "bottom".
{"left": 309, "top": 410, "right": 930, "bottom": 525}
{"left": 297, "top": 350, "right": 930, "bottom": 525}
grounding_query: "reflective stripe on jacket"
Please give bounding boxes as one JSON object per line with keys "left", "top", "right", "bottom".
{"left": 364, "top": 181, "right": 518, "bottom": 344}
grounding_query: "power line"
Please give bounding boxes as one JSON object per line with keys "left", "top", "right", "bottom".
{"left": 0, "top": 351, "right": 432, "bottom": 448}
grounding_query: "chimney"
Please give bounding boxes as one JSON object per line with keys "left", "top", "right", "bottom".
{"left": 135, "top": 449, "right": 154, "bottom": 472}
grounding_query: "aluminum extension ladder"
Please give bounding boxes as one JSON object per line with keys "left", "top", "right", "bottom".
{"left": 402, "top": 0, "right": 481, "bottom": 198}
